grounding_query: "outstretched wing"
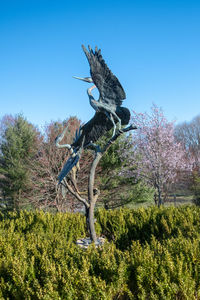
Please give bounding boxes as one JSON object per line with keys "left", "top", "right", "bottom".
{"left": 82, "top": 45, "right": 126, "bottom": 107}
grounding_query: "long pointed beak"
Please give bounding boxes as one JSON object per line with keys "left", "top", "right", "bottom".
{"left": 73, "top": 76, "right": 93, "bottom": 83}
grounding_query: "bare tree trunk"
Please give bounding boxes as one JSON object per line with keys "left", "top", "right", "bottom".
{"left": 88, "top": 202, "right": 97, "bottom": 242}
{"left": 86, "top": 126, "right": 136, "bottom": 242}
{"left": 88, "top": 151, "right": 102, "bottom": 243}
{"left": 85, "top": 205, "right": 90, "bottom": 235}
{"left": 158, "top": 186, "right": 163, "bottom": 207}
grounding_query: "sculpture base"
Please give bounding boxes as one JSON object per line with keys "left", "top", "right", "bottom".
{"left": 76, "top": 237, "right": 105, "bottom": 249}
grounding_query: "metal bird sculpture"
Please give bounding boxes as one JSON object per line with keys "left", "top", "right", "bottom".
{"left": 74, "top": 45, "right": 130, "bottom": 137}
{"left": 56, "top": 45, "right": 130, "bottom": 185}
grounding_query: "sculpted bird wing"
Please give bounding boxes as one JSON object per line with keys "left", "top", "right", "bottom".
{"left": 82, "top": 45, "right": 126, "bottom": 107}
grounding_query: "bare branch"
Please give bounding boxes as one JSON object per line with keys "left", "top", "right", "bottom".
{"left": 102, "top": 124, "right": 137, "bottom": 153}
{"left": 62, "top": 178, "right": 90, "bottom": 208}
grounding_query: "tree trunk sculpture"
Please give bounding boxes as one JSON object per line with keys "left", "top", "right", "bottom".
{"left": 56, "top": 124, "right": 137, "bottom": 244}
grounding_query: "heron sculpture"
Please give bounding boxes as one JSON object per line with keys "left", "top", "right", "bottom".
{"left": 56, "top": 45, "right": 130, "bottom": 184}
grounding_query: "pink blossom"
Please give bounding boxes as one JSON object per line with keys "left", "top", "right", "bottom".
{"left": 121, "top": 104, "right": 192, "bottom": 205}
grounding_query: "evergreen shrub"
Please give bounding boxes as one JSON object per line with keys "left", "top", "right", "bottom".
{"left": 0, "top": 206, "right": 200, "bottom": 299}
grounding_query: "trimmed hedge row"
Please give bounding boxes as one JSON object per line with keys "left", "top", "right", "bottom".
{"left": 0, "top": 206, "right": 200, "bottom": 299}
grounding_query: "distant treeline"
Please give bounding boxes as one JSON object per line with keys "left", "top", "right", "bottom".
{"left": 0, "top": 106, "right": 199, "bottom": 211}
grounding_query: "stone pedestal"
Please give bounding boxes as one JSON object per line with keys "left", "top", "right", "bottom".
{"left": 76, "top": 237, "right": 105, "bottom": 249}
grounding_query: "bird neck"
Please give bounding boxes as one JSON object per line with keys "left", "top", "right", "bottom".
{"left": 89, "top": 98, "right": 97, "bottom": 111}
{"left": 87, "top": 86, "right": 97, "bottom": 110}
{"left": 87, "top": 85, "right": 96, "bottom": 97}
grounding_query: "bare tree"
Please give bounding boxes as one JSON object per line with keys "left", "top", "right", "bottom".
{"left": 27, "top": 117, "right": 84, "bottom": 212}
{"left": 175, "top": 115, "right": 200, "bottom": 168}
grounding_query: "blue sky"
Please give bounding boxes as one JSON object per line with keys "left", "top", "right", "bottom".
{"left": 0, "top": 0, "right": 200, "bottom": 129}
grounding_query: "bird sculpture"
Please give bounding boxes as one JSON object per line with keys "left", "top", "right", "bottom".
{"left": 56, "top": 45, "right": 130, "bottom": 184}
{"left": 74, "top": 45, "right": 130, "bottom": 137}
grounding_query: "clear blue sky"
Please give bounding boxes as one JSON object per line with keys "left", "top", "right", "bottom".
{"left": 0, "top": 0, "right": 200, "bottom": 129}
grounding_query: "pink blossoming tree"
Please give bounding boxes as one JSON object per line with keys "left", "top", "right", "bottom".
{"left": 123, "top": 105, "right": 190, "bottom": 206}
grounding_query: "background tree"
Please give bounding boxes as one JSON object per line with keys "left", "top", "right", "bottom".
{"left": 174, "top": 115, "right": 200, "bottom": 201}
{"left": 122, "top": 105, "right": 189, "bottom": 206}
{"left": 191, "top": 170, "right": 200, "bottom": 206}
{"left": 0, "top": 114, "right": 40, "bottom": 210}
{"left": 174, "top": 115, "right": 200, "bottom": 168}
{"left": 27, "top": 116, "right": 84, "bottom": 212}
{"left": 0, "top": 114, "right": 95, "bottom": 212}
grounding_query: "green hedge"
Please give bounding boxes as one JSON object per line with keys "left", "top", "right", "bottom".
{"left": 96, "top": 206, "right": 200, "bottom": 250}
{"left": 0, "top": 206, "right": 200, "bottom": 299}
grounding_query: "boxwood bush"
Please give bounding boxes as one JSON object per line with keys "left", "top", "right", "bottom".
{"left": 0, "top": 206, "right": 200, "bottom": 299}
